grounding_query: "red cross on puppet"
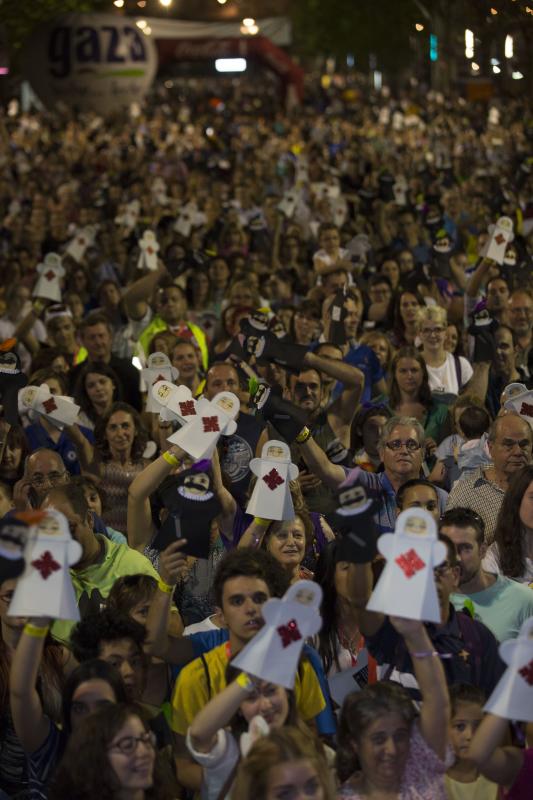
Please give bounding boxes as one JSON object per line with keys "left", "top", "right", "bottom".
{"left": 395, "top": 548, "right": 426, "bottom": 579}
{"left": 202, "top": 416, "right": 220, "bottom": 433}
{"left": 495, "top": 233, "right": 505, "bottom": 245}
{"left": 263, "top": 468, "right": 284, "bottom": 491}
{"left": 146, "top": 247, "right": 154, "bottom": 255}
{"left": 77, "top": 236, "right": 87, "bottom": 247}
{"left": 44, "top": 270, "right": 56, "bottom": 281}
{"left": 180, "top": 401, "right": 196, "bottom": 417}
{"left": 42, "top": 397, "right": 58, "bottom": 414}
{"left": 518, "top": 659, "right": 533, "bottom": 686}
{"left": 520, "top": 402, "right": 533, "bottom": 418}
{"left": 277, "top": 619, "right": 302, "bottom": 648}
{"left": 31, "top": 550, "right": 61, "bottom": 580}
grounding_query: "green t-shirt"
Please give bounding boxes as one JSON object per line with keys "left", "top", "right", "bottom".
{"left": 451, "top": 574, "right": 533, "bottom": 643}
{"left": 52, "top": 535, "right": 159, "bottom": 644}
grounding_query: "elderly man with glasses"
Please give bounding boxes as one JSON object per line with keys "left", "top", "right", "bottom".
{"left": 13, "top": 447, "right": 69, "bottom": 510}
{"left": 298, "top": 415, "right": 448, "bottom": 534}
{"left": 446, "top": 413, "right": 533, "bottom": 544}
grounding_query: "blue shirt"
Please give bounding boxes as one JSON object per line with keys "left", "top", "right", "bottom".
{"left": 24, "top": 422, "right": 94, "bottom": 476}
{"left": 343, "top": 469, "right": 448, "bottom": 534}
{"left": 332, "top": 343, "right": 384, "bottom": 405}
{"left": 172, "top": 628, "right": 337, "bottom": 736}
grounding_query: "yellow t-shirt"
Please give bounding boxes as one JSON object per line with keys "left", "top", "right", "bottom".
{"left": 444, "top": 773, "right": 499, "bottom": 800}
{"left": 170, "top": 641, "right": 325, "bottom": 734}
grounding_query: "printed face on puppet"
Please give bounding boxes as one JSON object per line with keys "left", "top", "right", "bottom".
{"left": 182, "top": 472, "right": 211, "bottom": 496}
{"left": 149, "top": 353, "right": 168, "bottom": 369}
{"left": 216, "top": 395, "right": 235, "bottom": 415}
{"left": 474, "top": 308, "right": 492, "bottom": 327}
{"left": 0, "top": 352, "right": 19, "bottom": 372}
{"left": 21, "top": 387, "right": 37, "bottom": 407}
{"left": 338, "top": 484, "right": 371, "bottom": 514}
{"left": 265, "top": 444, "right": 288, "bottom": 461}
{"left": 294, "top": 587, "right": 315, "bottom": 605}
{"left": 156, "top": 384, "right": 170, "bottom": 401}
{"left": 37, "top": 515, "right": 64, "bottom": 538}
{"left": 403, "top": 513, "right": 428, "bottom": 537}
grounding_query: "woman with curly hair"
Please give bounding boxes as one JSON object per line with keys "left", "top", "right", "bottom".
{"left": 49, "top": 703, "right": 173, "bottom": 800}
{"left": 69, "top": 401, "right": 149, "bottom": 535}
{"left": 483, "top": 464, "right": 533, "bottom": 584}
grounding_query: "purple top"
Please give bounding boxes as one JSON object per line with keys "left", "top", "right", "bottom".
{"left": 505, "top": 748, "right": 533, "bottom": 800}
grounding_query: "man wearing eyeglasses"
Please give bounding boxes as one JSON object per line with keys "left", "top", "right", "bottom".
{"left": 447, "top": 414, "right": 533, "bottom": 544}
{"left": 442, "top": 508, "right": 533, "bottom": 643}
{"left": 297, "top": 415, "right": 448, "bottom": 534}
{"left": 13, "top": 448, "right": 69, "bottom": 510}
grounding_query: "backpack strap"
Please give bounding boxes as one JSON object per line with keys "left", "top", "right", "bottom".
{"left": 200, "top": 653, "right": 212, "bottom": 700}
{"left": 453, "top": 354, "right": 463, "bottom": 392}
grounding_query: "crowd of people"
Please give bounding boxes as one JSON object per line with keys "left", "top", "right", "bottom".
{"left": 0, "top": 75, "right": 532, "bottom": 799}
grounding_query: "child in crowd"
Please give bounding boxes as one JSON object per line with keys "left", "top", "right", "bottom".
{"left": 445, "top": 684, "right": 499, "bottom": 800}
{"left": 430, "top": 402, "right": 491, "bottom": 489}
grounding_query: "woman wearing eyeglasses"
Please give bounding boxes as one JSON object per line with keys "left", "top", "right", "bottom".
{"left": 49, "top": 703, "right": 174, "bottom": 800}
{"left": 417, "top": 306, "right": 473, "bottom": 403}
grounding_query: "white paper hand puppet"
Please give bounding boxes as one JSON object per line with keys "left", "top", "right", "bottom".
{"left": 65, "top": 225, "right": 97, "bottom": 263}
{"left": 232, "top": 580, "right": 323, "bottom": 689}
{"left": 480, "top": 216, "right": 515, "bottom": 265}
{"left": 167, "top": 391, "right": 240, "bottom": 460}
{"left": 175, "top": 203, "right": 198, "bottom": 238}
{"left": 137, "top": 230, "right": 160, "bottom": 272}
{"left": 246, "top": 440, "right": 299, "bottom": 521}
{"left": 277, "top": 191, "right": 298, "bottom": 219}
{"left": 33, "top": 253, "right": 65, "bottom": 303}
{"left": 151, "top": 380, "right": 197, "bottom": 425}
{"left": 503, "top": 383, "right": 533, "bottom": 430}
{"left": 8, "top": 510, "right": 82, "bottom": 621}
{"left": 484, "top": 617, "right": 533, "bottom": 723}
{"left": 366, "top": 508, "right": 447, "bottom": 623}
{"left": 141, "top": 354, "right": 179, "bottom": 413}
{"left": 19, "top": 383, "right": 80, "bottom": 429}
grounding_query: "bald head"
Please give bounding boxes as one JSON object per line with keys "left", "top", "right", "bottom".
{"left": 205, "top": 363, "right": 239, "bottom": 400}
{"left": 24, "top": 449, "right": 69, "bottom": 504}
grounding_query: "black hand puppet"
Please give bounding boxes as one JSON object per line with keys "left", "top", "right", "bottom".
{"left": 250, "top": 382, "right": 308, "bottom": 443}
{"left": 468, "top": 300, "right": 499, "bottom": 363}
{"left": 431, "top": 229, "right": 454, "bottom": 279}
{"left": 0, "top": 515, "right": 30, "bottom": 581}
{"left": 328, "top": 288, "right": 348, "bottom": 347}
{"left": 151, "top": 460, "right": 221, "bottom": 559}
{"left": 243, "top": 330, "right": 309, "bottom": 372}
{"left": 0, "top": 340, "right": 28, "bottom": 427}
{"left": 331, "top": 477, "right": 379, "bottom": 565}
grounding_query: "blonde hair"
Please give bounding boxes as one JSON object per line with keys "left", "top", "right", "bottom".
{"left": 416, "top": 304, "right": 447, "bottom": 331}
{"left": 232, "top": 726, "right": 335, "bottom": 800}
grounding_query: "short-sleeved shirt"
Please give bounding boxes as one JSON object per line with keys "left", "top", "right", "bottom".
{"left": 170, "top": 642, "right": 325, "bottom": 736}
{"left": 426, "top": 353, "right": 473, "bottom": 398}
{"left": 446, "top": 467, "right": 504, "bottom": 545}
{"left": 451, "top": 575, "right": 533, "bottom": 642}
{"left": 330, "top": 343, "right": 384, "bottom": 405}
{"left": 51, "top": 535, "right": 159, "bottom": 643}
{"left": 482, "top": 542, "right": 533, "bottom": 586}
{"left": 339, "top": 723, "right": 449, "bottom": 800}
{"left": 365, "top": 607, "right": 505, "bottom": 701}
{"left": 343, "top": 469, "right": 448, "bottom": 535}
{"left": 444, "top": 773, "right": 499, "bottom": 800}
{"left": 218, "top": 411, "right": 263, "bottom": 506}
{"left": 24, "top": 422, "right": 94, "bottom": 476}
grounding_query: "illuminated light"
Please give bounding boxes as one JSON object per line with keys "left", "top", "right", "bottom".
{"left": 512, "top": 71, "right": 524, "bottom": 79}
{"left": 159, "top": 0, "right": 173, "bottom": 6}
{"left": 505, "top": 35, "right": 513, "bottom": 58}
{"left": 346, "top": 54, "right": 354, "bottom": 67}
{"left": 143, "top": 25, "right": 152, "bottom": 35}
{"left": 490, "top": 58, "right": 499, "bottom": 65}
{"left": 137, "top": 0, "right": 146, "bottom": 6}
{"left": 240, "top": 23, "right": 259, "bottom": 35}
{"left": 0, "top": 67, "right": 8, "bottom": 75}
{"left": 136, "top": 19, "right": 147, "bottom": 28}
{"left": 471, "top": 62, "right": 480, "bottom": 71}
{"left": 490, "top": 7, "right": 498, "bottom": 14}
{"left": 415, "top": 23, "right": 424, "bottom": 31}
{"left": 430, "top": 34, "right": 438, "bottom": 62}
{"left": 215, "top": 58, "right": 247, "bottom": 72}
{"left": 465, "top": 29, "right": 474, "bottom": 59}
{"left": 132, "top": 356, "right": 142, "bottom": 371}
{"left": 113, "top": 0, "right": 125, "bottom": 6}
{"left": 373, "top": 70, "right": 382, "bottom": 90}
{"left": 217, "top": 0, "right": 228, "bottom": 4}
{"left": 242, "top": 18, "right": 255, "bottom": 26}
{"left": 492, "top": 65, "right": 501, "bottom": 74}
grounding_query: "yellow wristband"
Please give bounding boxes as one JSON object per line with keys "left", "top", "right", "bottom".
{"left": 24, "top": 623, "right": 49, "bottom": 638}
{"left": 296, "top": 426, "right": 312, "bottom": 444}
{"left": 162, "top": 451, "right": 179, "bottom": 467}
{"left": 253, "top": 517, "right": 270, "bottom": 528}
{"left": 157, "top": 579, "right": 174, "bottom": 594}
{"left": 235, "top": 672, "right": 255, "bottom": 692}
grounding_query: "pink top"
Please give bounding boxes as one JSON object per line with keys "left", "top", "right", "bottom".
{"left": 504, "top": 748, "right": 533, "bottom": 800}
{"left": 338, "top": 723, "right": 449, "bottom": 800}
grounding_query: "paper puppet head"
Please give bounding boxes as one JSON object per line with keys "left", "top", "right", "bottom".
{"left": 138, "top": 230, "right": 160, "bottom": 272}
{"left": 231, "top": 580, "right": 323, "bottom": 689}
{"left": 250, "top": 382, "right": 308, "bottom": 444}
{"left": 484, "top": 617, "right": 533, "bottom": 723}
{"left": 115, "top": 200, "right": 140, "bottom": 234}
{"left": 65, "top": 225, "right": 97, "bottom": 263}
{"left": 151, "top": 380, "right": 196, "bottom": 426}
{"left": 44, "top": 304, "right": 73, "bottom": 326}
{"left": 152, "top": 460, "right": 221, "bottom": 558}
{"left": 503, "top": 383, "right": 533, "bottom": 429}
{"left": 33, "top": 253, "right": 65, "bottom": 303}
{"left": 19, "top": 383, "right": 80, "bottom": 429}
{"left": 8, "top": 509, "right": 83, "bottom": 621}
{"left": 278, "top": 191, "right": 298, "bottom": 219}
{"left": 471, "top": 300, "right": 494, "bottom": 329}
{"left": 503, "top": 244, "right": 517, "bottom": 267}
{"left": 366, "top": 508, "right": 447, "bottom": 623}
{"left": 481, "top": 216, "right": 515, "bottom": 265}
{"left": 166, "top": 392, "right": 240, "bottom": 461}
{"left": 0, "top": 339, "right": 27, "bottom": 426}
{"left": 0, "top": 515, "right": 31, "bottom": 581}
{"left": 142, "top": 354, "right": 179, "bottom": 413}
{"left": 246, "top": 440, "right": 299, "bottom": 521}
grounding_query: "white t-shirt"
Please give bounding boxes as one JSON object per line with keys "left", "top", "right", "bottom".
{"left": 426, "top": 353, "right": 473, "bottom": 397}
{"left": 183, "top": 615, "right": 221, "bottom": 636}
{"left": 482, "top": 542, "right": 533, "bottom": 586}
